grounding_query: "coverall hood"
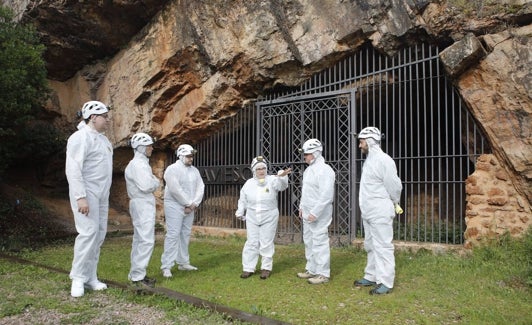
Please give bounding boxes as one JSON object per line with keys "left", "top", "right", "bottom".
{"left": 365, "top": 138, "right": 382, "bottom": 154}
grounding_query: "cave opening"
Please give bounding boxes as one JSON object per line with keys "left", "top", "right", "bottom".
{"left": 193, "top": 43, "right": 491, "bottom": 245}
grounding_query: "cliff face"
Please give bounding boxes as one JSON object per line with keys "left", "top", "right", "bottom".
{"left": 4, "top": 0, "right": 531, "bottom": 245}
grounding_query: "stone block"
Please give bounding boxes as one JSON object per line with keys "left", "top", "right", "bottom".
{"left": 468, "top": 196, "right": 483, "bottom": 205}
{"left": 487, "top": 197, "right": 508, "bottom": 206}
{"left": 487, "top": 187, "right": 505, "bottom": 196}
{"left": 475, "top": 161, "right": 492, "bottom": 171}
{"left": 466, "top": 175, "right": 478, "bottom": 185}
{"left": 440, "top": 33, "right": 487, "bottom": 78}
{"left": 466, "top": 184, "right": 484, "bottom": 195}
{"left": 495, "top": 170, "right": 509, "bottom": 181}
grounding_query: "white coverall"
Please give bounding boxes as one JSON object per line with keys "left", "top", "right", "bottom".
{"left": 160, "top": 159, "right": 205, "bottom": 270}
{"left": 236, "top": 171, "right": 289, "bottom": 272}
{"left": 65, "top": 122, "right": 113, "bottom": 283}
{"left": 299, "top": 155, "right": 336, "bottom": 278}
{"left": 125, "top": 150, "right": 160, "bottom": 282}
{"left": 359, "top": 139, "right": 402, "bottom": 288}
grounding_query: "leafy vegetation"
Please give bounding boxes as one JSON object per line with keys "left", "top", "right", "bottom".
{"left": 0, "top": 6, "right": 55, "bottom": 177}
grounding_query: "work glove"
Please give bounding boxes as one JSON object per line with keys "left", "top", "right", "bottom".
{"left": 394, "top": 203, "right": 404, "bottom": 215}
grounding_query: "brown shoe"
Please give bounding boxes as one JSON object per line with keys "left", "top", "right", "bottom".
{"left": 240, "top": 271, "right": 254, "bottom": 279}
{"left": 260, "top": 269, "right": 271, "bottom": 279}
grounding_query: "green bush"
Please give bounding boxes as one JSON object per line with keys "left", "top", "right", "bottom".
{"left": 0, "top": 6, "right": 50, "bottom": 176}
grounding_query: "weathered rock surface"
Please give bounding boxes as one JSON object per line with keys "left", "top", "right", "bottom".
{"left": 5, "top": 0, "right": 169, "bottom": 81}
{"left": 3, "top": 0, "right": 531, "bottom": 244}
{"left": 456, "top": 25, "right": 532, "bottom": 204}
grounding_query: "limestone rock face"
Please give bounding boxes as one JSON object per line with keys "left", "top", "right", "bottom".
{"left": 10, "top": 0, "right": 169, "bottom": 80}
{"left": 455, "top": 25, "right": 532, "bottom": 204}
{"left": 44, "top": 0, "right": 445, "bottom": 148}
{"left": 5, "top": 0, "right": 531, "bottom": 244}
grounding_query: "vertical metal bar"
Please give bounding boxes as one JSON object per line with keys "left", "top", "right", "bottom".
{"left": 436, "top": 53, "right": 443, "bottom": 243}
{"left": 422, "top": 43, "right": 428, "bottom": 242}
{"left": 457, "top": 97, "right": 462, "bottom": 243}
{"left": 408, "top": 46, "right": 414, "bottom": 241}
{"left": 350, "top": 88, "right": 357, "bottom": 240}
{"left": 414, "top": 44, "right": 421, "bottom": 242}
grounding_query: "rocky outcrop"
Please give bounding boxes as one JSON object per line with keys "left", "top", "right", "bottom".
{"left": 4, "top": 0, "right": 531, "bottom": 244}
{"left": 454, "top": 25, "right": 532, "bottom": 204}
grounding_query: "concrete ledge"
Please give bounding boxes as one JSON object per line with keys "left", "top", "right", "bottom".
{"left": 190, "top": 226, "right": 469, "bottom": 255}
{"left": 352, "top": 239, "right": 468, "bottom": 255}
{"left": 192, "top": 226, "right": 246, "bottom": 238}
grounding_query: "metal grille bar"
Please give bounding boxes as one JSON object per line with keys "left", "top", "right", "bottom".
{"left": 194, "top": 106, "right": 257, "bottom": 230}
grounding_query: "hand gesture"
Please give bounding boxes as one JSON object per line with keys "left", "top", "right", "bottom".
{"left": 278, "top": 167, "right": 292, "bottom": 177}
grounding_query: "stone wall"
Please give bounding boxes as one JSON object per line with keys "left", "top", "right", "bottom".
{"left": 464, "top": 154, "right": 531, "bottom": 248}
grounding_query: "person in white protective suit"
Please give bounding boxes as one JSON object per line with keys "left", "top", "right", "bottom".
{"left": 160, "top": 144, "right": 205, "bottom": 277}
{"left": 124, "top": 133, "right": 160, "bottom": 288}
{"left": 296, "top": 139, "right": 336, "bottom": 285}
{"left": 65, "top": 100, "right": 113, "bottom": 297}
{"left": 235, "top": 156, "right": 292, "bottom": 280}
{"left": 354, "top": 126, "right": 403, "bottom": 295}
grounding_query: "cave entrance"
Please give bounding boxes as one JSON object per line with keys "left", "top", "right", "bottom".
{"left": 194, "top": 43, "right": 491, "bottom": 245}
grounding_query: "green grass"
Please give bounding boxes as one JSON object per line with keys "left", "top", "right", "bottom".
{"left": 3, "top": 231, "right": 531, "bottom": 324}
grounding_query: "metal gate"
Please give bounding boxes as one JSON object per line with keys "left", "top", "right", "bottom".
{"left": 256, "top": 90, "right": 355, "bottom": 245}
{"left": 193, "top": 44, "right": 491, "bottom": 245}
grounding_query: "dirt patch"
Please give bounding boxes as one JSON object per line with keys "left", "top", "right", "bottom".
{"left": 0, "top": 182, "right": 133, "bottom": 251}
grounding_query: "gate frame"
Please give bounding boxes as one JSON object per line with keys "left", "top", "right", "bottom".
{"left": 255, "top": 89, "right": 359, "bottom": 245}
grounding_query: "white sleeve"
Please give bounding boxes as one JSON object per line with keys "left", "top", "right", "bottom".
{"left": 271, "top": 172, "right": 289, "bottom": 192}
{"left": 309, "top": 166, "right": 336, "bottom": 217}
{"left": 192, "top": 168, "right": 205, "bottom": 206}
{"left": 65, "top": 133, "right": 87, "bottom": 200}
{"left": 131, "top": 160, "right": 159, "bottom": 194}
{"left": 382, "top": 157, "right": 402, "bottom": 204}
{"left": 235, "top": 182, "right": 248, "bottom": 217}
{"left": 164, "top": 165, "right": 190, "bottom": 205}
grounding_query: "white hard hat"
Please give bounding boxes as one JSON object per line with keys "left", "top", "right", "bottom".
{"left": 251, "top": 156, "right": 268, "bottom": 170}
{"left": 176, "top": 144, "right": 197, "bottom": 156}
{"left": 301, "top": 138, "right": 323, "bottom": 154}
{"left": 357, "top": 127, "right": 382, "bottom": 141}
{"left": 80, "top": 100, "right": 109, "bottom": 119}
{"left": 130, "top": 132, "right": 154, "bottom": 149}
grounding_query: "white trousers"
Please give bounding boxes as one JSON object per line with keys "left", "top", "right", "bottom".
{"left": 69, "top": 193, "right": 108, "bottom": 283}
{"left": 362, "top": 216, "right": 395, "bottom": 288}
{"left": 161, "top": 200, "right": 194, "bottom": 270}
{"left": 302, "top": 212, "right": 332, "bottom": 278}
{"left": 242, "top": 214, "right": 278, "bottom": 272}
{"left": 128, "top": 198, "right": 155, "bottom": 281}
